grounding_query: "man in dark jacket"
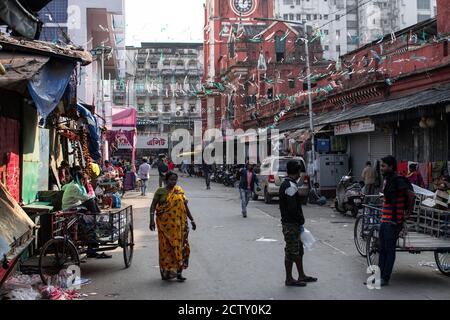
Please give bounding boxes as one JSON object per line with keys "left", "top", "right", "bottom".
{"left": 377, "top": 155, "right": 415, "bottom": 286}
{"left": 202, "top": 162, "right": 212, "bottom": 190}
{"left": 279, "top": 161, "right": 318, "bottom": 287}
{"left": 238, "top": 164, "right": 259, "bottom": 218}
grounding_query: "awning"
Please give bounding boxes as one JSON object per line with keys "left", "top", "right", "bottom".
{"left": 28, "top": 59, "right": 76, "bottom": 120}
{"left": 112, "top": 108, "right": 137, "bottom": 128}
{"left": 0, "top": 33, "right": 93, "bottom": 66}
{"left": 0, "top": 52, "right": 49, "bottom": 94}
{"left": 277, "top": 111, "right": 339, "bottom": 133}
{"left": 320, "top": 85, "right": 450, "bottom": 126}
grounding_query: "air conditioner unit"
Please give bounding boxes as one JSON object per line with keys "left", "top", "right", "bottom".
{"left": 176, "top": 111, "right": 185, "bottom": 117}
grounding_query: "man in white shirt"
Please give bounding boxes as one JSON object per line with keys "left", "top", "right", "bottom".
{"left": 138, "top": 158, "right": 151, "bottom": 196}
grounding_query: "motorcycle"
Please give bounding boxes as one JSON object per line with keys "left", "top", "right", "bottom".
{"left": 223, "top": 165, "right": 238, "bottom": 187}
{"left": 335, "top": 174, "right": 365, "bottom": 218}
{"left": 211, "top": 165, "right": 225, "bottom": 184}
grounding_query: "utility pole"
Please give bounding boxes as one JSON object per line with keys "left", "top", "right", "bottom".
{"left": 254, "top": 17, "right": 316, "bottom": 182}
{"left": 303, "top": 23, "right": 316, "bottom": 183}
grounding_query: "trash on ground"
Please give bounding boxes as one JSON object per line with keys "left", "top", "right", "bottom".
{"left": 256, "top": 237, "right": 278, "bottom": 242}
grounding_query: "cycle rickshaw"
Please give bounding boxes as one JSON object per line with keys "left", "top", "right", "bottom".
{"left": 354, "top": 196, "right": 450, "bottom": 277}
{"left": 38, "top": 206, "right": 134, "bottom": 285}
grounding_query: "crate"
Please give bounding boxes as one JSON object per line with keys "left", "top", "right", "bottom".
{"left": 409, "top": 205, "right": 450, "bottom": 239}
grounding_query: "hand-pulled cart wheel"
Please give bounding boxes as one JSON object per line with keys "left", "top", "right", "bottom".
{"left": 354, "top": 215, "right": 368, "bottom": 257}
{"left": 123, "top": 226, "right": 134, "bottom": 268}
{"left": 366, "top": 229, "right": 380, "bottom": 267}
{"left": 39, "top": 238, "right": 80, "bottom": 285}
{"left": 434, "top": 251, "right": 450, "bottom": 277}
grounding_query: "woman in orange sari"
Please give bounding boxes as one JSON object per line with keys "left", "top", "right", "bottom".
{"left": 150, "top": 172, "right": 196, "bottom": 281}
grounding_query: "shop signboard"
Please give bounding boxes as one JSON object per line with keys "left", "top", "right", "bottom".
{"left": 334, "top": 119, "right": 375, "bottom": 136}
{"left": 137, "top": 134, "right": 169, "bottom": 149}
{"left": 116, "top": 132, "right": 133, "bottom": 150}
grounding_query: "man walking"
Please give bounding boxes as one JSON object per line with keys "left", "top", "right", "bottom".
{"left": 238, "top": 164, "right": 259, "bottom": 218}
{"left": 138, "top": 158, "right": 151, "bottom": 196}
{"left": 378, "top": 155, "right": 415, "bottom": 286}
{"left": 202, "top": 162, "right": 212, "bottom": 190}
{"left": 280, "top": 161, "right": 318, "bottom": 287}
{"left": 361, "top": 161, "right": 376, "bottom": 196}
{"left": 157, "top": 157, "right": 169, "bottom": 187}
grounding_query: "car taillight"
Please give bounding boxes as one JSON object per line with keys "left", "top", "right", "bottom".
{"left": 268, "top": 175, "right": 275, "bottom": 183}
{"left": 303, "top": 175, "right": 310, "bottom": 186}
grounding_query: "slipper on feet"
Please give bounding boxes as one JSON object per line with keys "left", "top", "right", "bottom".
{"left": 285, "top": 280, "right": 307, "bottom": 287}
{"left": 300, "top": 276, "right": 318, "bottom": 283}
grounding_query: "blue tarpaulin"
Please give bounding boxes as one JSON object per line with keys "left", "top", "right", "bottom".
{"left": 28, "top": 59, "right": 75, "bottom": 120}
{"left": 77, "top": 104, "right": 102, "bottom": 161}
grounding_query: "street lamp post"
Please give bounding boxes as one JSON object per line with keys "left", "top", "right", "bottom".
{"left": 254, "top": 17, "right": 316, "bottom": 182}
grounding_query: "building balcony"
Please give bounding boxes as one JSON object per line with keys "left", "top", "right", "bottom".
{"left": 136, "top": 91, "right": 147, "bottom": 98}
{"left": 161, "top": 69, "right": 174, "bottom": 75}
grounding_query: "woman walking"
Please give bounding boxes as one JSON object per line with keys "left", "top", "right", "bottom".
{"left": 149, "top": 172, "right": 197, "bottom": 282}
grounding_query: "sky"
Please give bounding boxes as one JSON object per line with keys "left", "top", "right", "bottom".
{"left": 125, "top": 0, "right": 205, "bottom": 46}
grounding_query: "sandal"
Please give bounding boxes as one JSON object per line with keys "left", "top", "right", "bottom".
{"left": 299, "top": 276, "right": 318, "bottom": 283}
{"left": 285, "top": 280, "right": 307, "bottom": 287}
{"left": 96, "top": 253, "right": 113, "bottom": 259}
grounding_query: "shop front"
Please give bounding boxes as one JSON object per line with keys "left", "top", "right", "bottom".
{"left": 136, "top": 134, "right": 170, "bottom": 160}
{"left": 334, "top": 119, "right": 393, "bottom": 180}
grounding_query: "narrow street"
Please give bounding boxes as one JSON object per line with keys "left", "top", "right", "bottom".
{"left": 80, "top": 170, "right": 450, "bottom": 300}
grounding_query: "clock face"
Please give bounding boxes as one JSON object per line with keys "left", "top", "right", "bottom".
{"left": 231, "top": 0, "right": 256, "bottom": 16}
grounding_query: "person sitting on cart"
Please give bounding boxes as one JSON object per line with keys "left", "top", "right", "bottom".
{"left": 62, "top": 172, "right": 111, "bottom": 259}
{"left": 377, "top": 156, "right": 415, "bottom": 287}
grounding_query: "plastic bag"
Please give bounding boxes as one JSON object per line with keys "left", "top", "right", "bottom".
{"left": 301, "top": 228, "right": 316, "bottom": 251}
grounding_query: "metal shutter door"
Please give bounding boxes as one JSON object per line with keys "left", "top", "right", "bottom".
{"left": 369, "top": 131, "right": 393, "bottom": 165}
{"left": 350, "top": 134, "right": 369, "bottom": 179}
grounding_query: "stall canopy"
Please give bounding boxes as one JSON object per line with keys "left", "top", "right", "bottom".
{"left": 77, "top": 103, "right": 102, "bottom": 161}
{"left": 320, "top": 85, "right": 450, "bottom": 126}
{"left": 0, "top": 52, "right": 49, "bottom": 94}
{"left": 28, "top": 59, "right": 76, "bottom": 120}
{"left": 112, "top": 108, "right": 137, "bottom": 127}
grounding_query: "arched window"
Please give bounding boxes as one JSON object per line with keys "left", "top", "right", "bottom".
{"left": 275, "top": 33, "right": 286, "bottom": 62}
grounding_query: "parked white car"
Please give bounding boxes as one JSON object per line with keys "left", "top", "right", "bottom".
{"left": 253, "top": 156, "right": 310, "bottom": 204}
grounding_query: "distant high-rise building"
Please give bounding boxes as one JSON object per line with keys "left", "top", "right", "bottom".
{"left": 358, "top": 0, "right": 437, "bottom": 45}
{"left": 38, "top": 0, "right": 69, "bottom": 43}
{"left": 123, "top": 43, "right": 203, "bottom": 136}
{"left": 275, "top": 0, "right": 438, "bottom": 58}
{"left": 39, "top": 0, "right": 126, "bottom": 128}
{"left": 274, "top": 0, "right": 359, "bottom": 60}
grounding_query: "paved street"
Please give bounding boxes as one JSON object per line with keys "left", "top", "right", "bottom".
{"left": 80, "top": 170, "right": 450, "bottom": 300}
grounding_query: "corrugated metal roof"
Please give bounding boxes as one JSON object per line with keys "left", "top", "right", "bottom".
{"left": 277, "top": 85, "right": 450, "bottom": 132}
{"left": 320, "top": 85, "right": 450, "bottom": 125}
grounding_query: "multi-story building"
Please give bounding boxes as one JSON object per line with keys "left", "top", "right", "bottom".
{"left": 39, "top": 0, "right": 126, "bottom": 128}
{"left": 274, "top": 0, "right": 359, "bottom": 60}
{"left": 203, "top": 0, "right": 329, "bottom": 132}
{"left": 276, "top": 0, "right": 438, "bottom": 58}
{"left": 38, "top": 0, "right": 70, "bottom": 43}
{"left": 358, "top": 0, "right": 437, "bottom": 45}
{"left": 122, "top": 43, "right": 203, "bottom": 137}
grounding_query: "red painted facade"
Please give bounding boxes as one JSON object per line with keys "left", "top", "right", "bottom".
{"left": 202, "top": 0, "right": 327, "bottom": 131}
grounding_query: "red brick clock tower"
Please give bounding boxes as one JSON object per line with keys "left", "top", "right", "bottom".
{"left": 203, "top": 0, "right": 275, "bottom": 130}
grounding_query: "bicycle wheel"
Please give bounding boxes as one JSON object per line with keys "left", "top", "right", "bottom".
{"left": 435, "top": 251, "right": 450, "bottom": 277}
{"left": 354, "top": 215, "right": 367, "bottom": 257}
{"left": 39, "top": 238, "right": 80, "bottom": 285}
{"left": 366, "top": 229, "right": 380, "bottom": 267}
{"left": 123, "top": 226, "right": 134, "bottom": 268}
